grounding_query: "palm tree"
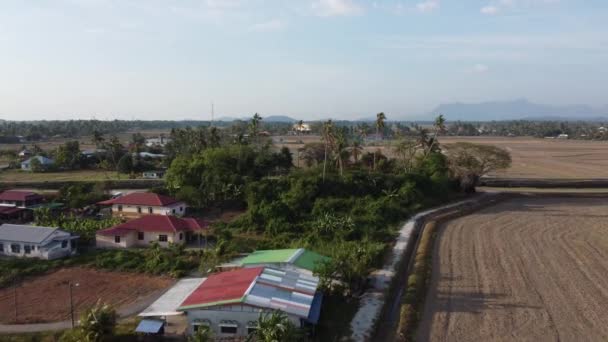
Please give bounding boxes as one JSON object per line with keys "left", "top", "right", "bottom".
{"left": 209, "top": 126, "right": 221, "bottom": 148}
{"left": 296, "top": 120, "right": 304, "bottom": 136}
{"left": 249, "top": 113, "right": 263, "bottom": 146}
{"left": 322, "top": 120, "right": 335, "bottom": 182}
{"left": 188, "top": 325, "right": 213, "bottom": 342}
{"left": 349, "top": 140, "right": 363, "bottom": 163}
{"left": 393, "top": 138, "right": 417, "bottom": 173}
{"left": 420, "top": 114, "right": 446, "bottom": 164}
{"left": 92, "top": 130, "right": 104, "bottom": 148}
{"left": 247, "top": 311, "right": 299, "bottom": 342}
{"left": 374, "top": 112, "right": 387, "bottom": 170}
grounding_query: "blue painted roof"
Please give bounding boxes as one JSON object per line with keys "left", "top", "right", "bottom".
{"left": 306, "top": 292, "right": 324, "bottom": 324}
{"left": 136, "top": 319, "right": 164, "bottom": 334}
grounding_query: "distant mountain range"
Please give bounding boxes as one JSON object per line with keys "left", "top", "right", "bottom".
{"left": 430, "top": 99, "right": 608, "bottom": 122}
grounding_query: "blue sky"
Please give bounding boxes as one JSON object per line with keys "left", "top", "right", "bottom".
{"left": 1, "top": 0, "right": 607, "bottom": 120}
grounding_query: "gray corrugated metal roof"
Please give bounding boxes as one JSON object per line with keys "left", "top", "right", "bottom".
{"left": 0, "top": 224, "right": 59, "bottom": 244}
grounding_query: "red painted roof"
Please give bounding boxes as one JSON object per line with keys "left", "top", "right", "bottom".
{"left": 180, "top": 268, "right": 263, "bottom": 308}
{"left": 0, "top": 190, "right": 43, "bottom": 202}
{"left": 97, "top": 215, "right": 209, "bottom": 236}
{"left": 98, "top": 192, "right": 181, "bottom": 206}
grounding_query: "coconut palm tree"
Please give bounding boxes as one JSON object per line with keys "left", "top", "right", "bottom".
{"left": 349, "top": 140, "right": 363, "bottom": 163}
{"left": 374, "top": 112, "right": 387, "bottom": 170}
{"left": 249, "top": 113, "right": 263, "bottom": 146}
{"left": 321, "top": 120, "right": 335, "bottom": 181}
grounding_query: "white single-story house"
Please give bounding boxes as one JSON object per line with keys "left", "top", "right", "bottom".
{"left": 142, "top": 171, "right": 165, "bottom": 179}
{"left": 145, "top": 137, "right": 172, "bottom": 147}
{"left": 178, "top": 267, "right": 323, "bottom": 339}
{"left": 95, "top": 215, "right": 208, "bottom": 249}
{"left": 97, "top": 192, "right": 187, "bottom": 218}
{"left": 21, "top": 156, "right": 54, "bottom": 171}
{"left": 0, "top": 224, "right": 78, "bottom": 260}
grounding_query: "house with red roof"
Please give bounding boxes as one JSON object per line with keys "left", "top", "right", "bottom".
{"left": 177, "top": 267, "right": 323, "bottom": 338}
{"left": 97, "top": 192, "right": 187, "bottom": 219}
{"left": 95, "top": 215, "right": 208, "bottom": 248}
{"left": 0, "top": 190, "right": 43, "bottom": 208}
{"left": 0, "top": 190, "right": 44, "bottom": 221}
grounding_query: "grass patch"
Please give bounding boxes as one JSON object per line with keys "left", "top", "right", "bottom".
{"left": 0, "top": 169, "right": 128, "bottom": 182}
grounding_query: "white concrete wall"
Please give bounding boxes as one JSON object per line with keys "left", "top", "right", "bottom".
{"left": 96, "top": 231, "right": 184, "bottom": 248}
{"left": 185, "top": 305, "right": 301, "bottom": 338}
{"left": 0, "top": 240, "right": 73, "bottom": 260}
{"left": 111, "top": 202, "right": 186, "bottom": 217}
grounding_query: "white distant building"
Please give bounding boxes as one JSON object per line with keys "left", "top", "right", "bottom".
{"left": 21, "top": 156, "right": 54, "bottom": 171}
{"left": 557, "top": 133, "right": 569, "bottom": 139}
{"left": 292, "top": 123, "right": 311, "bottom": 134}
{"left": 145, "top": 137, "right": 172, "bottom": 147}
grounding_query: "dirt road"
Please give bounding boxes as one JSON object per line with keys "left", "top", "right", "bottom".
{"left": 417, "top": 197, "right": 608, "bottom": 341}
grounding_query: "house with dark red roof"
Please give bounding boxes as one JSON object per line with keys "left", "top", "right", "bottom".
{"left": 95, "top": 215, "right": 208, "bottom": 248}
{"left": 176, "top": 267, "right": 322, "bottom": 338}
{"left": 0, "top": 190, "right": 43, "bottom": 208}
{"left": 97, "top": 192, "right": 187, "bottom": 219}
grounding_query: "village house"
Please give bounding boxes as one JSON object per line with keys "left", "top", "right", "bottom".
{"left": 0, "top": 190, "right": 44, "bottom": 208}
{"left": 142, "top": 170, "right": 165, "bottom": 179}
{"left": 0, "top": 190, "right": 44, "bottom": 221}
{"left": 219, "top": 248, "right": 329, "bottom": 276}
{"left": 95, "top": 215, "right": 208, "bottom": 248}
{"left": 98, "top": 192, "right": 187, "bottom": 218}
{"left": 177, "top": 267, "right": 323, "bottom": 339}
{"left": 0, "top": 224, "right": 78, "bottom": 260}
{"left": 21, "top": 155, "right": 55, "bottom": 171}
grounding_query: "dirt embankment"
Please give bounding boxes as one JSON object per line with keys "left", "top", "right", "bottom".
{"left": 417, "top": 197, "right": 608, "bottom": 341}
{"left": 0, "top": 267, "right": 173, "bottom": 324}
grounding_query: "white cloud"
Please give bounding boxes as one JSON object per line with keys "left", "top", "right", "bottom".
{"left": 416, "top": 0, "right": 440, "bottom": 13}
{"left": 205, "top": 0, "right": 241, "bottom": 10}
{"left": 472, "top": 64, "right": 489, "bottom": 73}
{"left": 480, "top": 5, "right": 499, "bottom": 14}
{"left": 312, "top": 0, "right": 364, "bottom": 17}
{"left": 250, "top": 19, "right": 285, "bottom": 32}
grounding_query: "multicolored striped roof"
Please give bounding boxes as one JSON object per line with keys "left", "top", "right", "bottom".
{"left": 238, "top": 248, "right": 329, "bottom": 272}
{"left": 178, "top": 267, "right": 321, "bottom": 320}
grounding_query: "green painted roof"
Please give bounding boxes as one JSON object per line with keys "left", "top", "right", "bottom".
{"left": 239, "top": 248, "right": 330, "bottom": 272}
{"left": 240, "top": 249, "right": 299, "bottom": 265}
{"left": 293, "top": 250, "right": 330, "bottom": 272}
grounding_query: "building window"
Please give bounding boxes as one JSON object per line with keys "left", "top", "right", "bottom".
{"left": 0, "top": 243, "right": 3, "bottom": 253}
{"left": 138, "top": 232, "right": 144, "bottom": 240}
{"left": 24, "top": 245, "right": 31, "bottom": 254}
{"left": 158, "top": 235, "right": 168, "bottom": 242}
{"left": 115, "top": 236, "right": 121, "bottom": 243}
{"left": 180, "top": 207, "right": 183, "bottom": 212}
{"left": 117, "top": 205, "right": 123, "bottom": 212}
{"left": 148, "top": 207, "right": 153, "bottom": 214}
{"left": 11, "top": 244, "right": 20, "bottom": 253}
{"left": 219, "top": 325, "right": 238, "bottom": 334}
{"left": 137, "top": 206, "right": 142, "bottom": 214}
{"left": 61, "top": 241, "right": 68, "bottom": 248}
{"left": 172, "top": 209, "right": 176, "bottom": 214}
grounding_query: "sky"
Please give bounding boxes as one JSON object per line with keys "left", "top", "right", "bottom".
{"left": 0, "top": 0, "right": 607, "bottom": 121}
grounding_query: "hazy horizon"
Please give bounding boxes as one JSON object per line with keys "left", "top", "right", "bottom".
{"left": 1, "top": 0, "right": 607, "bottom": 121}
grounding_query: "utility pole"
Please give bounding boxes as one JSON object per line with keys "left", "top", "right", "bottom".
{"left": 13, "top": 284, "right": 17, "bottom": 323}
{"left": 69, "top": 281, "right": 79, "bottom": 328}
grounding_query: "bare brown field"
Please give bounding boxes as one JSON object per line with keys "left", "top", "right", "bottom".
{"left": 417, "top": 197, "right": 608, "bottom": 342}
{"left": 440, "top": 136, "right": 608, "bottom": 179}
{"left": 0, "top": 267, "right": 173, "bottom": 324}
